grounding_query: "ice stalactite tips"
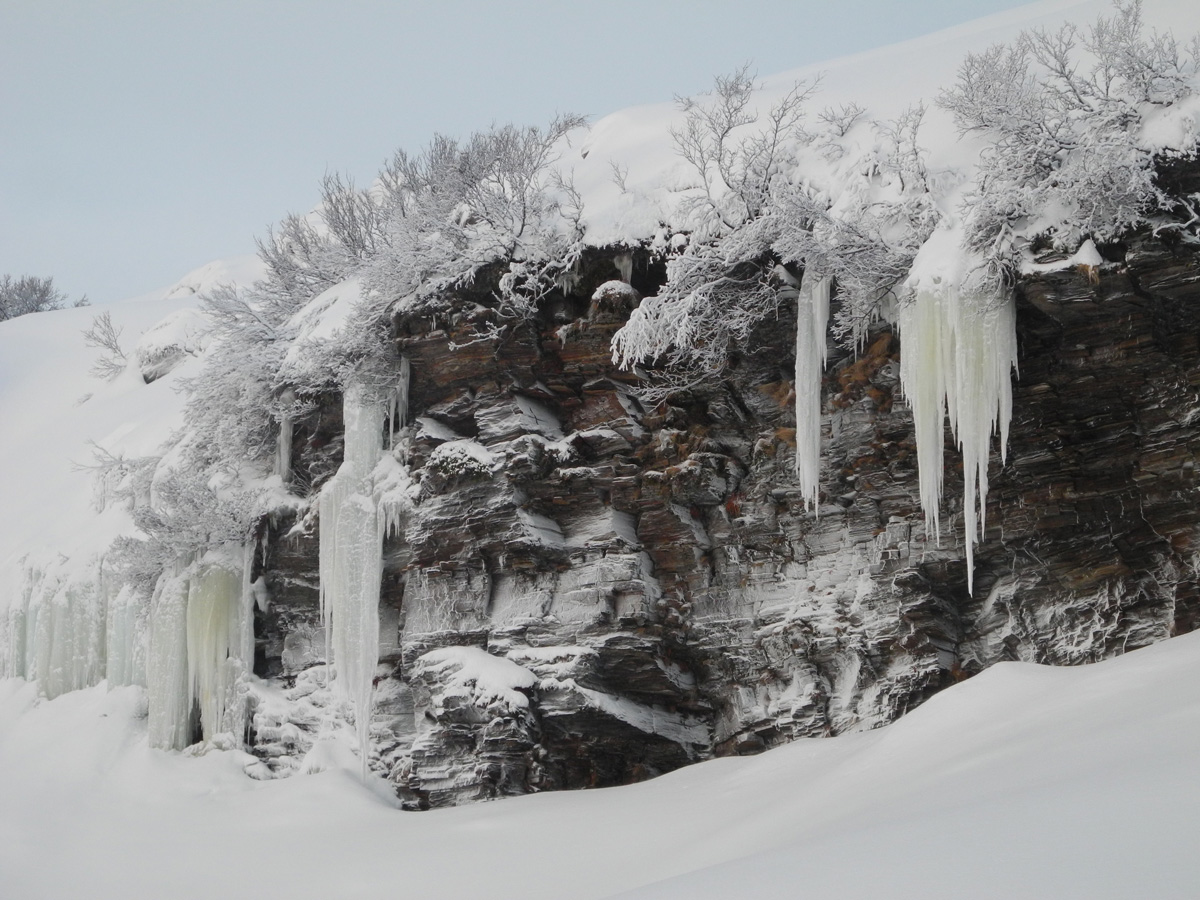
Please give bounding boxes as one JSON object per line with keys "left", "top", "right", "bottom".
{"left": 897, "top": 245, "right": 1018, "bottom": 595}
{"left": 318, "top": 371, "right": 404, "bottom": 780}
{"left": 794, "top": 270, "right": 831, "bottom": 512}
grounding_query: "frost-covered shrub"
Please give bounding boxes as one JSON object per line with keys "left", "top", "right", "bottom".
{"left": 82, "top": 311, "right": 128, "bottom": 380}
{"left": 366, "top": 116, "right": 587, "bottom": 325}
{"left": 110, "top": 467, "right": 260, "bottom": 591}
{"left": 613, "top": 77, "right": 938, "bottom": 393}
{"left": 0, "top": 274, "right": 85, "bottom": 321}
{"left": 939, "top": 0, "right": 1199, "bottom": 267}
{"left": 180, "top": 284, "right": 300, "bottom": 473}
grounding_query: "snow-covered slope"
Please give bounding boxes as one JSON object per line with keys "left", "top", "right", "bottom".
{"left": 0, "top": 254, "right": 263, "bottom": 573}
{"left": 1, "top": 627, "right": 1197, "bottom": 900}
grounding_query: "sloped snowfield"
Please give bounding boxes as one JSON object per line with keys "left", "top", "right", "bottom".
{"left": 2, "top": 630, "right": 1197, "bottom": 900}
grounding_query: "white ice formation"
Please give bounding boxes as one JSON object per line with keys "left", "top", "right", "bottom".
{"left": 147, "top": 547, "right": 255, "bottom": 750}
{"left": 277, "top": 387, "right": 295, "bottom": 484}
{"left": 186, "top": 550, "right": 254, "bottom": 743}
{"left": 318, "top": 365, "right": 409, "bottom": 779}
{"left": 794, "top": 271, "right": 832, "bottom": 512}
{"left": 2, "top": 562, "right": 112, "bottom": 700}
{"left": 146, "top": 567, "right": 191, "bottom": 749}
{"left": 897, "top": 251, "right": 1018, "bottom": 594}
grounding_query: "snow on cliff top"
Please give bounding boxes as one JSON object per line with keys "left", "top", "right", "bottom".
{"left": 569, "top": 0, "right": 1200, "bottom": 247}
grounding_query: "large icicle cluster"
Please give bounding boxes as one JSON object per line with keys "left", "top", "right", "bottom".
{"left": 317, "top": 377, "right": 392, "bottom": 778}
{"left": 2, "top": 562, "right": 111, "bottom": 699}
{"left": 186, "top": 550, "right": 254, "bottom": 743}
{"left": 794, "top": 271, "right": 831, "bottom": 511}
{"left": 147, "top": 547, "right": 255, "bottom": 750}
{"left": 897, "top": 244, "right": 1018, "bottom": 594}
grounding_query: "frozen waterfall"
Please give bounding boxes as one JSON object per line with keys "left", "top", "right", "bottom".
{"left": 318, "top": 369, "right": 408, "bottom": 779}
{"left": 147, "top": 547, "right": 255, "bottom": 750}
{"left": 147, "top": 568, "right": 191, "bottom": 750}
{"left": 186, "top": 549, "right": 254, "bottom": 743}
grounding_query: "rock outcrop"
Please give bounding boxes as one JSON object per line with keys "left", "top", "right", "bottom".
{"left": 247, "top": 187, "right": 1200, "bottom": 807}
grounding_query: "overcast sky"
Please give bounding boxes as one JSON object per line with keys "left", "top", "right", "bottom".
{"left": 1, "top": 0, "right": 1034, "bottom": 305}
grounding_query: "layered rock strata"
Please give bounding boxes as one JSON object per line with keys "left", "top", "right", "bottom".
{"left": 248, "top": 212, "right": 1200, "bottom": 807}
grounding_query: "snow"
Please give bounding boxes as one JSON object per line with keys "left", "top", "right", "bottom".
{"left": 568, "top": 1, "right": 1198, "bottom": 248}
{"left": 160, "top": 255, "right": 266, "bottom": 301}
{"left": 133, "top": 305, "right": 209, "bottom": 381}
{"left": 1, "top": 628, "right": 1198, "bottom": 899}
{"left": 412, "top": 646, "right": 538, "bottom": 711}
{"left": 426, "top": 438, "right": 495, "bottom": 474}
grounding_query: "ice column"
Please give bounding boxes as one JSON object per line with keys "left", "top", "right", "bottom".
{"left": 898, "top": 282, "right": 1017, "bottom": 594}
{"left": 387, "top": 356, "right": 411, "bottom": 449}
{"left": 7, "top": 564, "right": 108, "bottom": 699}
{"left": 2, "top": 561, "right": 147, "bottom": 693}
{"left": 147, "top": 547, "right": 255, "bottom": 750}
{"left": 795, "top": 272, "right": 831, "bottom": 511}
{"left": 319, "top": 378, "right": 387, "bottom": 778}
{"left": 277, "top": 416, "right": 293, "bottom": 483}
{"left": 277, "top": 388, "right": 296, "bottom": 483}
{"left": 147, "top": 568, "right": 191, "bottom": 750}
{"left": 186, "top": 548, "right": 254, "bottom": 742}
{"left": 105, "top": 583, "right": 146, "bottom": 688}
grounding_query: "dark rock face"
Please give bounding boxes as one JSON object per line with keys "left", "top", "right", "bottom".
{"left": 249, "top": 214, "right": 1200, "bottom": 807}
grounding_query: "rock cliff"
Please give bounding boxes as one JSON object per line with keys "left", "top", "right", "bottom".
{"left": 246, "top": 163, "right": 1200, "bottom": 808}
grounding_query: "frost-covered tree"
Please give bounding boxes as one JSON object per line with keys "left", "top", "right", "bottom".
{"left": 671, "top": 65, "right": 816, "bottom": 234}
{"left": 0, "top": 274, "right": 87, "bottom": 321}
{"left": 367, "top": 115, "right": 587, "bottom": 323}
{"left": 612, "top": 77, "right": 937, "bottom": 395}
{"left": 103, "top": 114, "right": 587, "bottom": 601}
{"left": 611, "top": 69, "right": 818, "bottom": 395}
{"left": 939, "top": 0, "right": 1199, "bottom": 270}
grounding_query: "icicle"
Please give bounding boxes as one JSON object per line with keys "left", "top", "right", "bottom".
{"left": 105, "top": 582, "right": 145, "bottom": 688}
{"left": 614, "top": 252, "right": 634, "bottom": 284}
{"left": 277, "top": 388, "right": 295, "bottom": 484}
{"left": 318, "top": 378, "right": 386, "bottom": 780}
{"left": 794, "top": 271, "right": 831, "bottom": 512}
{"left": 897, "top": 279, "right": 1017, "bottom": 595}
{"left": 147, "top": 566, "right": 191, "bottom": 750}
{"left": 388, "top": 356, "right": 411, "bottom": 450}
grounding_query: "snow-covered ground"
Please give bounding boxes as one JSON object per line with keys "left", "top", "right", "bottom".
{"left": 1, "top": 628, "right": 1196, "bottom": 899}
